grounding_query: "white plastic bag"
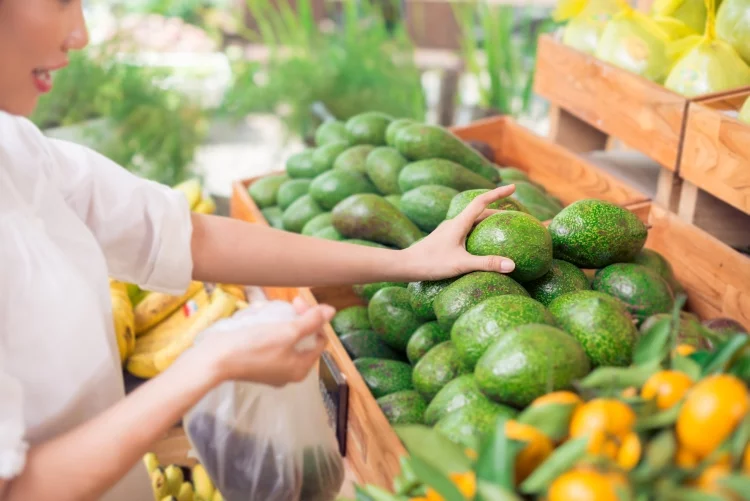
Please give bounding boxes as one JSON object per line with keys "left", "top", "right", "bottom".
{"left": 183, "top": 301, "right": 345, "bottom": 501}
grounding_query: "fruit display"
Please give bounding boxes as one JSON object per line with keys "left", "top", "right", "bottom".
{"left": 172, "top": 178, "right": 218, "bottom": 215}
{"left": 143, "top": 452, "right": 225, "bottom": 501}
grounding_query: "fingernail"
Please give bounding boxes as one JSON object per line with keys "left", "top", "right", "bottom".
{"left": 500, "top": 260, "right": 515, "bottom": 273}
{"left": 321, "top": 305, "right": 336, "bottom": 319}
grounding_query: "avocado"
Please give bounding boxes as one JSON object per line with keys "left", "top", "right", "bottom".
{"left": 331, "top": 306, "right": 371, "bottom": 335}
{"left": 466, "top": 140, "right": 495, "bottom": 163}
{"left": 408, "top": 277, "right": 460, "bottom": 321}
{"left": 632, "top": 248, "right": 685, "bottom": 297}
{"left": 376, "top": 390, "right": 427, "bottom": 425}
{"left": 548, "top": 290, "right": 639, "bottom": 367}
{"left": 332, "top": 194, "right": 424, "bottom": 249}
{"left": 365, "top": 147, "right": 408, "bottom": 195}
{"left": 451, "top": 294, "right": 557, "bottom": 370}
{"left": 466, "top": 211, "right": 554, "bottom": 282}
{"left": 309, "top": 170, "right": 378, "bottom": 210}
{"left": 385, "top": 118, "right": 416, "bottom": 147}
{"left": 368, "top": 287, "right": 423, "bottom": 351}
{"left": 406, "top": 322, "right": 451, "bottom": 364}
{"left": 345, "top": 111, "right": 393, "bottom": 146}
{"left": 248, "top": 174, "right": 289, "bottom": 208}
{"left": 353, "top": 281, "right": 407, "bottom": 301}
{"left": 311, "top": 141, "right": 350, "bottom": 176}
{"left": 385, "top": 194, "right": 402, "bottom": 210}
{"left": 301, "top": 212, "right": 334, "bottom": 236}
{"left": 640, "top": 313, "right": 712, "bottom": 350}
{"left": 434, "top": 400, "right": 518, "bottom": 449}
{"left": 433, "top": 271, "right": 529, "bottom": 331}
{"left": 260, "top": 206, "right": 284, "bottom": 229}
{"left": 394, "top": 124, "right": 499, "bottom": 182}
{"left": 277, "top": 179, "right": 312, "bottom": 210}
{"left": 333, "top": 145, "right": 376, "bottom": 176}
{"left": 281, "top": 194, "right": 325, "bottom": 233}
{"left": 510, "top": 181, "right": 563, "bottom": 221}
{"left": 593, "top": 263, "right": 674, "bottom": 324}
{"left": 703, "top": 318, "right": 748, "bottom": 336}
{"left": 496, "top": 167, "right": 529, "bottom": 182}
{"left": 313, "top": 226, "right": 344, "bottom": 241}
{"left": 524, "top": 259, "right": 591, "bottom": 306}
{"left": 475, "top": 324, "right": 591, "bottom": 408}
{"left": 445, "top": 189, "right": 530, "bottom": 219}
{"left": 400, "top": 185, "right": 459, "bottom": 232}
{"left": 398, "top": 159, "right": 496, "bottom": 193}
{"left": 345, "top": 239, "right": 390, "bottom": 248}
{"left": 424, "top": 374, "right": 515, "bottom": 426}
{"left": 286, "top": 150, "right": 319, "bottom": 179}
{"left": 339, "top": 330, "right": 405, "bottom": 361}
{"left": 548, "top": 199, "right": 648, "bottom": 268}
{"left": 412, "top": 341, "right": 466, "bottom": 401}
{"left": 354, "top": 357, "right": 413, "bottom": 398}
{"left": 315, "top": 120, "right": 352, "bottom": 146}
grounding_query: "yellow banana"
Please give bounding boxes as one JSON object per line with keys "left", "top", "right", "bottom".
{"left": 110, "top": 280, "right": 136, "bottom": 363}
{"left": 177, "top": 482, "right": 194, "bottom": 501}
{"left": 191, "top": 464, "right": 215, "bottom": 501}
{"left": 173, "top": 178, "right": 203, "bottom": 209}
{"left": 160, "top": 497, "right": 178, "bottom": 501}
{"left": 164, "top": 465, "right": 184, "bottom": 496}
{"left": 126, "top": 352, "right": 161, "bottom": 379}
{"left": 151, "top": 467, "right": 170, "bottom": 501}
{"left": 193, "top": 196, "right": 216, "bottom": 215}
{"left": 153, "top": 288, "right": 238, "bottom": 372}
{"left": 135, "top": 281, "right": 204, "bottom": 335}
{"left": 212, "top": 490, "right": 224, "bottom": 501}
{"left": 143, "top": 452, "right": 160, "bottom": 474}
{"left": 217, "top": 284, "right": 246, "bottom": 302}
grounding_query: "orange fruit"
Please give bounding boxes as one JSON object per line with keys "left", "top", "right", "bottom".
{"left": 694, "top": 464, "right": 737, "bottom": 499}
{"left": 641, "top": 370, "right": 694, "bottom": 410}
{"left": 548, "top": 469, "right": 620, "bottom": 501}
{"left": 570, "top": 399, "right": 636, "bottom": 457}
{"left": 616, "top": 432, "right": 642, "bottom": 470}
{"left": 675, "top": 448, "right": 699, "bottom": 468}
{"left": 675, "top": 344, "right": 697, "bottom": 357}
{"left": 506, "top": 420, "right": 554, "bottom": 484}
{"left": 676, "top": 374, "right": 749, "bottom": 459}
{"left": 531, "top": 391, "right": 584, "bottom": 408}
{"left": 621, "top": 387, "right": 638, "bottom": 398}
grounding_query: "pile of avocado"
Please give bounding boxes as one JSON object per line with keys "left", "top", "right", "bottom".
{"left": 247, "top": 112, "right": 564, "bottom": 245}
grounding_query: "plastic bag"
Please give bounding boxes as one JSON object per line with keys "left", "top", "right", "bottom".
{"left": 664, "top": 0, "right": 750, "bottom": 96}
{"left": 183, "top": 301, "right": 345, "bottom": 501}
{"left": 561, "top": 0, "right": 622, "bottom": 55}
{"left": 739, "top": 97, "right": 750, "bottom": 124}
{"left": 716, "top": 0, "right": 750, "bottom": 65}
{"left": 651, "top": 0, "right": 707, "bottom": 33}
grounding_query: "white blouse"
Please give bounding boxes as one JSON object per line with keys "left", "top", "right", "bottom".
{"left": 0, "top": 111, "right": 194, "bottom": 500}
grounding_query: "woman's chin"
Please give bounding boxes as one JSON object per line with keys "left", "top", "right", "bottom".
{"left": 0, "top": 95, "right": 39, "bottom": 118}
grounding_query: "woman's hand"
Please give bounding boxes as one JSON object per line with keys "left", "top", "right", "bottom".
{"left": 402, "top": 185, "right": 517, "bottom": 281}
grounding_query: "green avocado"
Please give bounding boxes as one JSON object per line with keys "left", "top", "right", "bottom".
{"left": 593, "top": 263, "right": 675, "bottom": 325}
{"left": 260, "top": 206, "right": 284, "bottom": 229}
{"left": 332, "top": 194, "right": 424, "bottom": 249}
{"left": 281, "top": 194, "right": 325, "bottom": 233}
{"left": 510, "top": 181, "right": 563, "bottom": 221}
{"left": 286, "top": 150, "right": 319, "bottom": 179}
{"left": 632, "top": 248, "right": 685, "bottom": 297}
{"left": 466, "top": 211, "right": 554, "bottom": 282}
{"left": 548, "top": 290, "right": 639, "bottom": 367}
{"left": 548, "top": 199, "right": 648, "bottom": 268}
{"left": 475, "top": 324, "right": 591, "bottom": 408}
{"left": 353, "top": 281, "right": 407, "bottom": 301}
{"left": 345, "top": 112, "right": 393, "bottom": 146}
{"left": 344, "top": 239, "right": 390, "bottom": 248}
{"left": 313, "top": 226, "right": 344, "bottom": 241}
{"left": 311, "top": 141, "right": 350, "bottom": 176}
{"left": 406, "top": 322, "right": 451, "bottom": 365}
{"left": 368, "top": 287, "right": 423, "bottom": 351}
{"left": 640, "top": 313, "right": 712, "bottom": 350}
{"left": 376, "top": 390, "right": 427, "bottom": 425}
{"left": 433, "top": 271, "right": 529, "bottom": 331}
{"left": 354, "top": 357, "right": 413, "bottom": 398}
{"left": 424, "top": 374, "right": 513, "bottom": 426}
{"left": 385, "top": 194, "right": 402, "bottom": 210}
{"left": 398, "top": 159, "right": 496, "bottom": 193}
{"left": 524, "top": 259, "right": 591, "bottom": 306}
{"left": 248, "top": 174, "right": 289, "bottom": 208}
{"left": 301, "top": 212, "right": 334, "bottom": 236}
{"left": 450, "top": 294, "right": 557, "bottom": 370}
{"left": 339, "top": 330, "right": 405, "bottom": 361}
{"left": 400, "top": 185, "right": 459, "bottom": 232}
{"left": 331, "top": 306, "right": 371, "bottom": 336}
{"left": 315, "top": 120, "right": 352, "bottom": 146}
{"left": 408, "top": 277, "right": 460, "bottom": 321}
{"left": 385, "top": 118, "right": 416, "bottom": 147}
{"left": 412, "top": 341, "right": 467, "bottom": 401}
{"left": 309, "top": 170, "right": 378, "bottom": 210}
{"left": 365, "top": 147, "right": 408, "bottom": 195}
{"left": 333, "top": 145, "right": 376, "bottom": 176}
{"left": 445, "top": 189, "right": 530, "bottom": 219}
{"left": 496, "top": 167, "right": 530, "bottom": 183}
{"left": 434, "top": 401, "right": 518, "bottom": 449}
{"left": 277, "top": 179, "right": 312, "bottom": 210}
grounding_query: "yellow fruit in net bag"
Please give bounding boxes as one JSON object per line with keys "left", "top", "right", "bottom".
{"left": 653, "top": 15, "right": 699, "bottom": 40}
{"left": 739, "top": 97, "right": 750, "bottom": 124}
{"left": 651, "top": 0, "right": 707, "bottom": 34}
{"left": 664, "top": 0, "right": 750, "bottom": 96}
{"left": 561, "top": 0, "right": 622, "bottom": 55}
{"left": 594, "top": 1, "right": 673, "bottom": 83}
{"left": 716, "top": 0, "right": 750, "bottom": 65}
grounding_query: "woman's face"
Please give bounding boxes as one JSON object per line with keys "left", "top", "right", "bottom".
{"left": 0, "top": 0, "right": 89, "bottom": 116}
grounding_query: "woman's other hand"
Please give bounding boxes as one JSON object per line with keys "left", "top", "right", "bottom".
{"left": 403, "top": 184, "right": 517, "bottom": 281}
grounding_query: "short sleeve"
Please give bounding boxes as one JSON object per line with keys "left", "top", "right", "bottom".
{"left": 0, "top": 365, "right": 28, "bottom": 479}
{"left": 43, "top": 138, "right": 194, "bottom": 295}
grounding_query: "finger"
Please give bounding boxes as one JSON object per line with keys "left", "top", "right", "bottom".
{"left": 467, "top": 253, "right": 516, "bottom": 274}
{"left": 456, "top": 185, "right": 516, "bottom": 227}
{"left": 292, "top": 296, "right": 310, "bottom": 315}
{"left": 298, "top": 334, "right": 328, "bottom": 364}
{"left": 291, "top": 304, "right": 336, "bottom": 339}
{"left": 474, "top": 209, "right": 501, "bottom": 224}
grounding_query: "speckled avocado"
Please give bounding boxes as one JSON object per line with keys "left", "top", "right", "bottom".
{"left": 261, "top": 207, "right": 284, "bottom": 229}
{"left": 376, "top": 390, "right": 427, "bottom": 425}
{"left": 548, "top": 290, "right": 639, "bottom": 367}
{"left": 450, "top": 295, "right": 557, "bottom": 370}
{"left": 632, "top": 248, "right": 685, "bottom": 297}
{"left": 286, "top": 150, "right": 319, "bottom": 179}
{"left": 548, "top": 199, "right": 648, "bottom": 268}
{"left": 315, "top": 120, "right": 352, "bottom": 146}
{"left": 593, "top": 263, "right": 675, "bottom": 324}
{"left": 412, "top": 341, "right": 466, "bottom": 401}
{"left": 475, "top": 324, "right": 591, "bottom": 408}
{"left": 385, "top": 195, "right": 402, "bottom": 210}
{"left": 524, "top": 259, "right": 591, "bottom": 306}
{"left": 354, "top": 358, "right": 413, "bottom": 398}
{"left": 368, "top": 287, "right": 423, "bottom": 351}
{"left": 496, "top": 167, "right": 529, "bottom": 182}
{"left": 445, "top": 189, "right": 530, "bottom": 219}
{"left": 432, "top": 271, "right": 529, "bottom": 331}
{"left": 248, "top": 174, "right": 289, "bottom": 208}
{"left": 313, "top": 226, "right": 344, "bottom": 241}
{"left": 466, "top": 211, "right": 554, "bottom": 282}
{"left": 424, "top": 374, "right": 511, "bottom": 426}
{"left": 400, "top": 185, "right": 459, "bottom": 232}
{"left": 301, "top": 212, "right": 334, "bottom": 236}
{"left": 333, "top": 145, "right": 376, "bottom": 176}
{"left": 311, "top": 142, "right": 350, "bottom": 176}
{"left": 345, "top": 112, "right": 393, "bottom": 146}
{"left": 510, "top": 181, "right": 563, "bottom": 221}
{"left": 339, "top": 330, "right": 405, "bottom": 361}
{"left": 331, "top": 306, "right": 371, "bottom": 336}
{"left": 406, "top": 322, "right": 451, "bottom": 364}
{"left": 353, "top": 281, "right": 407, "bottom": 301}
{"left": 276, "top": 179, "right": 312, "bottom": 210}
{"left": 434, "top": 400, "right": 518, "bottom": 449}
{"left": 398, "top": 159, "right": 496, "bottom": 193}
{"left": 309, "top": 170, "right": 377, "bottom": 210}
{"left": 365, "top": 147, "right": 408, "bottom": 195}
{"left": 408, "top": 277, "right": 460, "bottom": 321}
{"left": 332, "top": 194, "right": 424, "bottom": 249}
{"left": 385, "top": 118, "right": 416, "bottom": 147}
{"left": 281, "top": 195, "right": 325, "bottom": 233}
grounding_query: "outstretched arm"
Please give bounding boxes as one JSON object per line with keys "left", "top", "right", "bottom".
{"left": 190, "top": 186, "right": 517, "bottom": 287}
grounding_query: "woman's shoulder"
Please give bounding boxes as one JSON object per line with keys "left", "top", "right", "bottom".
{"left": 0, "top": 110, "right": 49, "bottom": 157}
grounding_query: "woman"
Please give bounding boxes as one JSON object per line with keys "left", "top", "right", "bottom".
{"left": 0, "top": 1, "right": 516, "bottom": 500}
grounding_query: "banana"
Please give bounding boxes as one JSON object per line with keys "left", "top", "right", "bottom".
{"left": 110, "top": 280, "right": 136, "bottom": 363}
{"left": 191, "top": 464, "right": 215, "bottom": 501}
{"left": 177, "top": 482, "right": 194, "bottom": 501}
{"left": 151, "top": 467, "right": 170, "bottom": 501}
{"left": 126, "top": 352, "right": 161, "bottom": 379}
{"left": 143, "top": 452, "right": 160, "bottom": 474}
{"left": 212, "top": 490, "right": 224, "bottom": 501}
{"left": 173, "top": 178, "right": 203, "bottom": 209}
{"left": 135, "top": 281, "right": 204, "bottom": 335}
{"left": 164, "top": 465, "right": 184, "bottom": 496}
{"left": 153, "top": 288, "right": 238, "bottom": 372}
{"left": 217, "top": 284, "right": 246, "bottom": 302}
{"left": 193, "top": 195, "right": 216, "bottom": 215}
{"left": 160, "top": 497, "right": 178, "bottom": 501}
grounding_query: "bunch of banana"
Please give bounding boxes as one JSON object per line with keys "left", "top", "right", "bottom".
{"left": 134, "top": 281, "right": 205, "bottom": 335}
{"left": 110, "top": 279, "right": 136, "bottom": 364}
{"left": 143, "top": 453, "right": 224, "bottom": 501}
{"left": 172, "top": 178, "right": 217, "bottom": 215}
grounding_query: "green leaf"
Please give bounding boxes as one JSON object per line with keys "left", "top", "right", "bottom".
{"left": 392, "top": 456, "right": 421, "bottom": 495}
{"left": 672, "top": 354, "right": 702, "bottom": 381}
{"left": 719, "top": 474, "right": 750, "bottom": 500}
{"left": 475, "top": 415, "right": 521, "bottom": 491}
{"left": 635, "top": 404, "right": 682, "bottom": 431}
{"left": 519, "top": 436, "right": 589, "bottom": 494}
{"left": 354, "top": 485, "right": 407, "bottom": 501}
{"left": 476, "top": 481, "right": 523, "bottom": 501}
{"left": 516, "top": 403, "right": 576, "bottom": 442}
{"left": 702, "top": 335, "right": 750, "bottom": 376}
{"left": 394, "top": 425, "right": 471, "bottom": 475}
{"left": 634, "top": 320, "right": 672, "bottom": 366}
{"left": 579, "top": 361, "right": 661, "bottom": 390}
{"left": 658, "top": 487, "right": 727, "bottom": 501}
{"left": 731, "top": 413, "right": 750, "bottom": 467}
{"left": 631, "top": 430, "right": 676, "bottom": 483}
{"left": 408, "top": 455, "right": 466, "bottom": 501}
{"left": 689, "top": 351, "right": 712, "bottom": 366}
